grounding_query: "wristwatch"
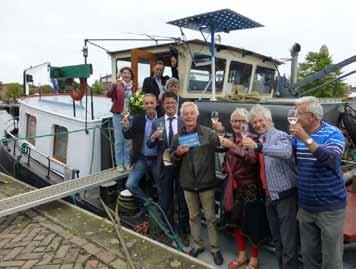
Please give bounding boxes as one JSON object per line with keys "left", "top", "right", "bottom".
{"left": 305, "top": 137, "right": 314, "bottom": 145}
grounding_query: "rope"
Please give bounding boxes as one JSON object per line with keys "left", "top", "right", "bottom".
{"left": 142, "top": 198, "right": 184, "bottom": 251}
{"left": 100, "top": 198, "right": 136, "bottom": 269}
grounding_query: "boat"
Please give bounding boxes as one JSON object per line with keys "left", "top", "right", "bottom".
{"left": 1, "top": 8, "right": 356, "bottom": 268}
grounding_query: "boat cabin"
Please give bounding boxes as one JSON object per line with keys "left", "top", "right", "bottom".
{"left": 109, "top": 39, "right": 282, "bottom": 99}
{"left": 16, "top": 95, "right": 113, "bottom": 178}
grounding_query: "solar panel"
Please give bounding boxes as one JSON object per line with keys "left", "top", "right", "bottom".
{"left": 167, "top": 9, "right": 263, "bottom": 33}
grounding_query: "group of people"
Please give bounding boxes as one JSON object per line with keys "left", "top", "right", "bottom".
{"left": 107, "top": 62, "right": 347, "bottom": 269}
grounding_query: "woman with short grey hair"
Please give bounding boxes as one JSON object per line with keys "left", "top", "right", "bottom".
{"left": 220, "top": 107, "right": 269, "bottom": 269}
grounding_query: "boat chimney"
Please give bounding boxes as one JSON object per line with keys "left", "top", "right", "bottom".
{"left": 290, "top": 43, "right": 301, "bottom": 87}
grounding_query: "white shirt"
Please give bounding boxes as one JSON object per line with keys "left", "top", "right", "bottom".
{"left": 164, "top": 113, "right": 178, "bottom": 138}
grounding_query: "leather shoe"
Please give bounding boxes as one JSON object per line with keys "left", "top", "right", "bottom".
{"left": 189, "top": 247, "right": 205, "bottom": 257}
{"left": 211, "top": 250, "right": 224, "bottom": 265}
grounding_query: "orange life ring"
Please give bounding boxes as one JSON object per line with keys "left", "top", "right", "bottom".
{"left": 69, "top": 77, "right": 87, "bottom": 101}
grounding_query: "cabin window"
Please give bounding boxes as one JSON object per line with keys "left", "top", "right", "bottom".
{"left": 228, "top": 61, "right": 253, "bottom": 93}
{"left": 117, "top": 59, "right": 172, "bottom": 88}
{"left": 26, "top": 114, "right": 36, "bottom": 145}
{"left": 53, "top": 125, "right": 68, "bottom": 163}
{"left": 188, "top": 54, "right": 226, "bottom": 92}
{"left": 253, "top": 66, "right": 275, "bottom": 94}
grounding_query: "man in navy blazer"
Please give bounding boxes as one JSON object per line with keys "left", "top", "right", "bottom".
{"left": 147, "top": 91, "right": 190, "bottom": 245}
{"left": 122, "top": 93, "right": 159, "bottom": 216}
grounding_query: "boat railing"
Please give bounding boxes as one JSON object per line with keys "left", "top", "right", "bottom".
{"left": 4, "top": 120, "right": 68, "bottom": 179}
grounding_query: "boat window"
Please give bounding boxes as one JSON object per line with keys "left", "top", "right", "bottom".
{"left": 26, "top": 114, "right": 36, "bottom": 145}
{"left": 117, "top": 59, "right": 172, "bottom": 88}
{"left": 252, "top": 66, "right": 275, "bottom": 95}
{"left": 188, "top": 54, "right": 226, "bottom": 92}
{"left": 228, "top": 61, "right": 253, "bottom": 93}
{"left": 53, "top": 125, "right": 68, "bottom": 163}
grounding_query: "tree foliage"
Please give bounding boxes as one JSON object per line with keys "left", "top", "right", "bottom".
{"left": 6, "top": 83, "right": 23, "bottom": 101}
{"left": 91, "top": 80, "right": 105, "bottom": 95}
{"left": 298, "top": 45, "right": 348, "bottom": 97}
{"left": 29, "top": 85, "right": 54, "bottom": 95}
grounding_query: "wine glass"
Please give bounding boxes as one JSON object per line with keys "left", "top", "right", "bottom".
{"left": 211, "top": 111, "right": 219, "bottom": 124}
{"left": 287, "top": 109, "right": 298, "bottom": 125}
{"left": 122, "top": 111, "right": 130, "bottom": 119}
{"left": 216, "top": 126, "right": 225, "bottom": 139}
{"left": 157, "top": 121, "right": 165, "bottom": 141}
{"left": 241, "top": 123, "right": 249, "bottom": 139}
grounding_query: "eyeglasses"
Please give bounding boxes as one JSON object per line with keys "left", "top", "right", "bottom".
{"left": 297, "top": 111, "right": 313, "bottom": 116}
{"left": 230, "top": 119, "right": 247, "bottom": 123}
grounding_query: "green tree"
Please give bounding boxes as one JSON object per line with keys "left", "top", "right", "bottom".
{"left": 91, "top": 80, "right": 105, "bottom": 95}
{"left": 6, "top": 83, "right": 23, "bottom": 101}
{"left": 298, "top": 45, "right": 348, "bottom": 97}
{"left": 29, "top": 85, "right": 54, "bottom": 95}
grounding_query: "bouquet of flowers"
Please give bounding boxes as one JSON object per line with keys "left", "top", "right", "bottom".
{"left": 128, "top": 91, "right": 145, "bottom": 114}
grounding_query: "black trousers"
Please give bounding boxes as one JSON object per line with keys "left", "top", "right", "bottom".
{"left": 159, "top": 165, "right": 189, "bottom": 234}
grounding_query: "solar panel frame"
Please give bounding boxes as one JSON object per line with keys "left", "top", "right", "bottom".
{"left": 167, "top": 9, "right": 263, "bottom": 33}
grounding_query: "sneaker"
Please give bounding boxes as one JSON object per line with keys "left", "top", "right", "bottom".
{"left": 116, "top": 165, "right": 125, "bottom": 173}
{"left": 124, "top": 165, "right": 132, "bottom": 171}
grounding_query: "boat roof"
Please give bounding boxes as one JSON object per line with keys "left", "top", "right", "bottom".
{"left": 108, "top": 39, "right": 283, "bottom": 65}
{"left": 20, "top": 94, "right": 112, "bottom": 123}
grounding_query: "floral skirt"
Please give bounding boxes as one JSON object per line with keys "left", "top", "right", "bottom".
{"left": 221, "top": 183, "right": 270, "bottom": 246}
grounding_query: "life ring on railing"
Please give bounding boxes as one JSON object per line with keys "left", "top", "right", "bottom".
{"left": 69, "top": 77, "right": 87, "bottom": 101}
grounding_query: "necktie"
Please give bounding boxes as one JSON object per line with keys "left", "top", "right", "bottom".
{"left": 168, "top": 117, "right": 175, "bottom": 145}
{"left": 258, "top": 136, "right": 268, "bottom": 193}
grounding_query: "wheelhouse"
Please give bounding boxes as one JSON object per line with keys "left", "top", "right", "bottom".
{"left": 108, "top": 39, "right": 282, "bottom": 99}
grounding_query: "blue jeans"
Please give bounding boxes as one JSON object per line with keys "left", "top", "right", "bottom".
{"left": 125, "top": 159, "right": 158, "bottom": 210}
{"left": 112, "top": 113, "right": 130, "bottom": 166}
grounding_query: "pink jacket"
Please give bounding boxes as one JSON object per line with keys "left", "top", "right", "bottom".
{"left": 107, "top": 81, "right": 137, "bottom": 113}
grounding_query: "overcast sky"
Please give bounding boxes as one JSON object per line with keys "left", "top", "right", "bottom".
{"left": 1, "top": 0, "right": 356, "bottom": 86}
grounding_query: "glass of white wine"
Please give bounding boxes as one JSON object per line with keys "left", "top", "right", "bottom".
{"left": 287, "top": 109, "right": 298, "bottom": 125}
{"left": 122, "top": 111, "right": 130, "bottom": 119}
{"left": 211, "top": 111, "right": 219, "bottom": 124}
{"left": 287, "top": 109, "right": 298, "bottom": 137}
{"left": 241, "top": 123, "right": 249, "bottom": 139}
{"left": 157, "top": 121, "right": 165, "bottom": 141}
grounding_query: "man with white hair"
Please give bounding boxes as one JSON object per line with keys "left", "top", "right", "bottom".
{"left": 290, "top": 96, "right": 346, "bottom": 269}
{"left": 170, "top": 101, "right": 223, "bottom": 266}
{"left": 243, "top": 104, "right": 298, "bottom": 269}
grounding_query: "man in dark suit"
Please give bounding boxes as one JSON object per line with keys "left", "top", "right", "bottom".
{"left": 121, "top": 93, "right": 159, "bottom": 216}
{"left": 142, "top": 60, "right": 169, "bottom": 100}
{"left": 147, "top": 92, "right": 190, "bottom": 245}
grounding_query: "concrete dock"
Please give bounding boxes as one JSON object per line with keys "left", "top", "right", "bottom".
{"left": 0, "top": 174, "right": 212, "bottom": 269}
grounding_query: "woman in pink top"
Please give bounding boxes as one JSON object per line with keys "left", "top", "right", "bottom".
{"left": 107, "top": 67, "right": 137, "bottom": 172}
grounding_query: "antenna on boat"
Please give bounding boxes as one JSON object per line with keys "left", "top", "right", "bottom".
{"left": 167, "top": 9, "right": 263, "bottom": 100}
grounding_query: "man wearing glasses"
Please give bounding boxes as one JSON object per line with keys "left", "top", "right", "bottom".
{"left": 290, "top": 96, "right": 346, "bottom": 269}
